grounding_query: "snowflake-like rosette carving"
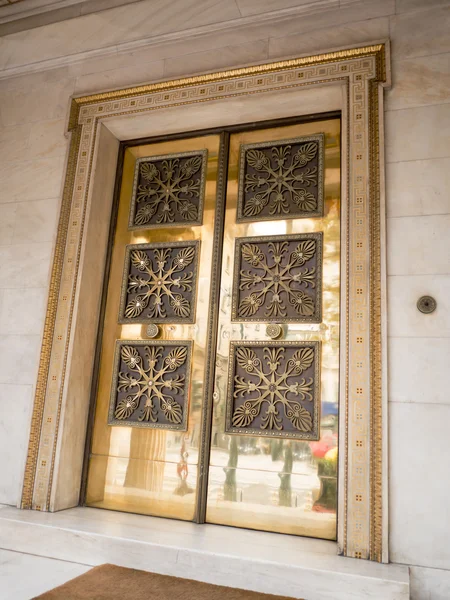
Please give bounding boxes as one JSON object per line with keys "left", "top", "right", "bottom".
{"left": 119, "top": 241, "right": 199, "bottom": 323}
{"left": 109, "top": 342, "right": 192, "bottom": 430}
{"left": 129, "top": 150, "right": 207, "bottom": 228}
{"left": 226, "top": 342, "right": 320, "bottom": 440}
{"left": 237, "top": 135, "right": 323, "bottom": 222}
{"left": 232, "top": 234, "right": 322, "bottom": 323}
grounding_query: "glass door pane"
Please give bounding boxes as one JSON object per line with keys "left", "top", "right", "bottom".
{"left": 206, "top": 119, "right": 341, "bottom": 540}
{"left": 86, "top": 134, "right": 222, "bottom": 521}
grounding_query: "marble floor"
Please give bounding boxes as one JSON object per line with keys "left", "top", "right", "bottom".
{"left": 0, "top": 549, "right": 91, "bottom": 600}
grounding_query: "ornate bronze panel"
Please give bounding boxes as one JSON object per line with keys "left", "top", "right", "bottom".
{"left": 231, "top": 233, "right": 322, "bottom": 323}
{"left": 225, "top": 341, "right": 320, "bottom": 440}
{"left": 236, "top": 135, "right": 324, "bottom": 222}
{"left": 118, "top": 240, "right": 200, "bottom": 324}
{"left": 108, "top": 340, "right": 192, "bottom": 430}
{"left": 129, "top": 149, "right": 208, "bottom": 229}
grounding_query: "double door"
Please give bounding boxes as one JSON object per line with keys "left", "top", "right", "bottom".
{"left": 85, "top": 117, "right": 340, "bottom": 541}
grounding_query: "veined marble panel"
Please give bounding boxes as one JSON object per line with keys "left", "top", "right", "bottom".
{"left": 386, "top": 54, "right": 450, "bottom": 111}
{"left": 13, "top": 198, "right": 60, "bottom": 244}
{"left": 164, "top": 39, "right": 269, "bottom": 79}
{"left": 390, "top": 5, "right": 450, "bottom": 60}
{"left": 27, "top": 118, "right": 68, "bottom": 159}
{"left": 0, "top": 122, "right": 30, "bottom": 163}
{"left": 389, "top": 402, "right": 450, "bottom": 569}
{"left": 0, "top": 157, "right": 65, "bottom": 204}
{"left": 386, "top": 157, "right": 450, "bottom": 217}
{"left": 269, "top": 16, "right": 389, "bottom": 59}
{"left": 387, "top": 275, "right": 450, "bottom": 338}
{"left": 74, "top": 59, "right": 165, "bottom": 95}
{"left": 0, "top": 204, "right": 15, "bottom": 246}
{"left": 0, "top": 549, "right": 90, "bottom": 600}
{"left": 0, "top": 0, "right": 241, "bottom": 71}
{"left": 410, "top": 566, "right": 450, "bottom": 600}
{"left": 0, "top": 335, "right": 41, "bottom": 385}
{"left": 385, "top": 104, "right": 450, "bottom": 163}
{"left": 0, "top": 242, "right": 53, "bottom": 288}
{"left": 396, "top": 0, "right": 450, "bottom": 13}
{"left": 0, "top": 385, "right": 33, "bottom": 505}
{"left": 0, "top": 288, "right": 47, "bottom": 335}
{"left": 388, "top": 337, "right": 450, "bottom": 404}
{"left": 387, "top": 215, "right": 450, "bottom": 275}
{"left": 0, "top": 79, "right": 74, "bottom": 126}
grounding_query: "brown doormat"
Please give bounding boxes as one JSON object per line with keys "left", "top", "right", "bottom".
{"left": 34, "top": 564, "right": 302, "bottom": 600}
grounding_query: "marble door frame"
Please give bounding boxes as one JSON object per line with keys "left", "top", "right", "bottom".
{"left": 20, "top": 42, "right": 391, "bottom": 562}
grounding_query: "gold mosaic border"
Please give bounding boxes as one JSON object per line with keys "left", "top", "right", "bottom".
{"left": 21, "top": 44, "right": 389, "bottom": 562}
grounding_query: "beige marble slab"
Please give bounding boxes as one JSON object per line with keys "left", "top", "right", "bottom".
{"left": 388, "top": 337, "right": 450, "bottom": 405}
{"left": 386, "top": 157, "right": 450, "bottom": 217}
{"left": 0, "top": 288, "right": 47, "bottom": 336}
{"left": 0, "top": 78, "right": 74, "bottom": 126}
{"left": 389, "top": 402, "right": 450, "bottom": 569}
{"left": 0, "top": 334, "right": 42, "bottom": 385}
{"left": 410, "top": 565, "right": 450, "bottom": 600}
{"left": 387, "top": 274, "right": 450, "bottom": 338}
{"left": 0, "top": 0, "right": 242, "bottom": 71}
{"left": 0, "top": 549, "right": 91, "bottom": 600}
{"left": 269, "top": 16, "right": 389, "bottom": 59}
{"left": 390, "top": 5, "right": 450, "bottom": 60}
{"left": 0, "top": 122, "right": 30, "bottom": 163}
{"left": 236, "top": 0, "right": 326, "bottom": 17}
{"left": 386, "top": 53, "right": 450, "bottom": 111}
{"left": 387, "top": 215, "right": 450, "bottom": 275}
{"left": 27, "top": 118, "right": 68, "bottom": 159}
{"left": 164, "top": 39, "right": 268, "bottom": 79}
{"left": 0, "top": 157, "right": 65, "bottom": 203}
{"left": 12, "top": 197, "right": 60, "bottom": 244}
{"left": 385, "top": 104, "right": 450, "bottom": 163}
{"left": 0, "top": 203, "right": 15, "bottom": 246}
{"left": 74, "top": 59, "right": 165, "bottom": 95}
{"left": 0, "top": 242, "right": 53, "bottom": 288}
{"left": 0, "top": 385, "right": 33, "bottom": 505}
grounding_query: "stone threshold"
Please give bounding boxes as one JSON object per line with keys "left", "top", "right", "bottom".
{"left": 0, "top": 505, "right": 409, "bottom": 600}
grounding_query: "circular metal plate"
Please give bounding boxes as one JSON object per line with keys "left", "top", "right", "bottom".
{"left": 146, "top": 323, "right": 160, "bottom": 338}
{"left": 417, "top": 296, "right": 437, "bottom": 314}
{"left": 266, "top": 323, "right": 283, "bottom": 339}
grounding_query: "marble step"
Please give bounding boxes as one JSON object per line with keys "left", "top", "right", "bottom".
{"left": 0, "top": 504, "right": 409, "bottom": 600}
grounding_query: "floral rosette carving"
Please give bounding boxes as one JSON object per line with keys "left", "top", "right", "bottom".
{"left": 226, "top": 342, "right": 320, "bottom": 440}
{"left": 109, "top": 342, "right": 192, "bottom": 430}
{"left": 130, "top": 150, "right": 207, "bottom": 228}
{"left": 232, "top": 233, "right": 322, "bottom": 323}
{"left": 237, "top": 135, "right": 324, "bottom": 222}
{"left": 119, "top": 241, "right": 199, "bottom": 324}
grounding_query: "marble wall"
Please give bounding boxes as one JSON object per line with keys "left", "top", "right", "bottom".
{"left": 0, "top": 0, "right": 449, "bottom": 596}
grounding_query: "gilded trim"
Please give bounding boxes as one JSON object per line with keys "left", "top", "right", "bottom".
{"left": 68, "top": 45, "right": 385, "bottom": 131}
{"left": 21, "top": 125, "right": 82, "bottom": 509}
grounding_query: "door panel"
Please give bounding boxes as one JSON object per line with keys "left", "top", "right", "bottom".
{"left": 86, "top": 134, "right": 221, "bottom": 519}
{"left": 85, "top": 117, "right": 340, "bottom": 540}
{"left": 206, "top": 119, "right": 340, "bottom": 540}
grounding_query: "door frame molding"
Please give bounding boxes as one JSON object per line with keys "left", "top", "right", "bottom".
{"left": 20, "top": 42, "right": 391, "bottom": 563}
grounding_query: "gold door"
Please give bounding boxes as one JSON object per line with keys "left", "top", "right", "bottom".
{"left": 85, "top": 117, "right": 340, "bottom": 540}
{"left": 86, "top": 134, "right": 222, "bottom": 521}
{"left": 206, "top": 119, "right": 340, "bottom": 540}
